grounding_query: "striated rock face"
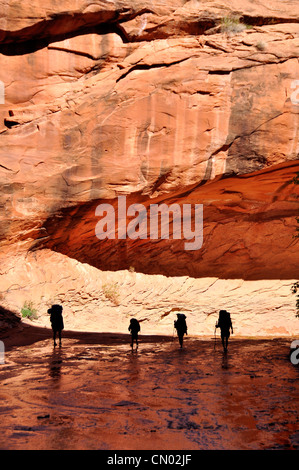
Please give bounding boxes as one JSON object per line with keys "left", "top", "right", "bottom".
{"left": 1, "top": 249, "right": 297, "bottom": 337}
{"left": 0, "top": 0, "right": 298, "bottom": 335}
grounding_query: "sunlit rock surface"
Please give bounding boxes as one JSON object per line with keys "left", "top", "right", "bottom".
{"left": 1, "top": 250, "right": 298, "bottom": 337}
{"left": 0, "top": 0, "right": 298, "bottom": 336}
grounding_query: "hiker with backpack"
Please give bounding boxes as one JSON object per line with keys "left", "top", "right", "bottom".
{"left": 128, "top": 318, "right": 140, "bottom": 350}
{"left": 174, "top": 313, "right": 188, "bottom": 348}
{"left": 216, "top": 310, "right": 233, "bottom": 352}
{"left": 48, "top": 304, "right": 64, "bottom": 347}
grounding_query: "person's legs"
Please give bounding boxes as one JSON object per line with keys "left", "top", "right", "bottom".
{"left": 53, "top": 329, "right": 57, "bottom": 346}
{"left": 221, "top": 333, "right": 225, "bottom": 350}
{"left": 225, "top": 330, "right": 230, "bottom": 350}
{"left": 58, "top": 329, "right": 62, "bottom": 346}
{"left": 131, "top": 334, "right": 138, "bottom": 350}
{"left": 221, "top": 330, "right": 230, "bottom": 351}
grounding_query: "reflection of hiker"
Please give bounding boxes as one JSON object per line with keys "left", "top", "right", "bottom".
{"left": 216, "top": 310, "right": 233, "bottom": 352}
{"left": 128, "top": 318, "right": 140, "bottom": 350}
{"left": 48, "top": 304, "right": 64, "bottom": 347}
{"left": 174, "top": 313, "right": 187, "bottom": 348}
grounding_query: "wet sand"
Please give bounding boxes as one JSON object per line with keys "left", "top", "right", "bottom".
{"left": 0, "top": 328, "right": 298, "bottom": 450}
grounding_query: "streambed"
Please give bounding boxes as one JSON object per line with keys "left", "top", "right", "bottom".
{"left": 0, "top": 333, "right": 298, "bottom": 450}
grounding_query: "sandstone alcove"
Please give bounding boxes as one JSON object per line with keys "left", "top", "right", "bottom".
{"left": 0, "top": 0, "right": 298, "bottom": 336}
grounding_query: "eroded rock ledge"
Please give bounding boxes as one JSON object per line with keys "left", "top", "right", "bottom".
{"left": 1, "top": 249, "right": 298, "bottom": 336}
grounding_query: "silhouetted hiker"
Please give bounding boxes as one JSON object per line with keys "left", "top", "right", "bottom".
{"left": 128, "top": 318, "right": 140, "bottom": 350}
{"left": 48, "top": 304, "right": 64, "bottom": 347}
{"left": 216, "top": 310, "right": 233, "bottom": 352}
{"left": 174, "top": 313, "right": 187, "bottom": 348}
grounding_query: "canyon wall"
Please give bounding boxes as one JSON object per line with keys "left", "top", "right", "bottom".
{"left": 0, "top": 0, "right": 298, "bottom": 335}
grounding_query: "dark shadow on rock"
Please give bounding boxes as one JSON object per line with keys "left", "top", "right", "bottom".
{"left": 0, "top": 305, "right": 22, "bottom": 336}
{"left": 3, "top": 319, "right": 173, "bottom": 352}
{"left": 30, "top": 161, "right": 299, "bottom": 281}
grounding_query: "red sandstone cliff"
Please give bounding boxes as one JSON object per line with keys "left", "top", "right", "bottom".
{"left": 0, "top": 1, "right": 298, "bottom": 335}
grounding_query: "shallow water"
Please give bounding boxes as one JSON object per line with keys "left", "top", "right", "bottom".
{"left": 0, "top": 336, "right": 298, "bottom": 450}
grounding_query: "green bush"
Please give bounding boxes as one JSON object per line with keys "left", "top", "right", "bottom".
{"left": 21, "top": 301, "right": 38, "bottom": 320}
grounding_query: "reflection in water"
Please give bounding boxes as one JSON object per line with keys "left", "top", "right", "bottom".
{"left": 222, "top": 351, "right": 229, "bottom": 370}
{"left": 49, "top": 348, "right": 63, "bottom": 381}
{"left": 1, "top": 338, "right": 298, "bottom": 450}
{"left": 127, "top": 348, "right": 140, "bottom": 381}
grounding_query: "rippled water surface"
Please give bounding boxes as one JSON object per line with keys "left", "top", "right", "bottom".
{"left": 0, "top": 334, "right": 298, "bottom": 450}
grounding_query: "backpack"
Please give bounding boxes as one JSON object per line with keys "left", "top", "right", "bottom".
{"left": 48, "top": 304, "right": 64, "bottom": 330}
{"left": 174, "top": 313, "right": 187, "bottom": 333}
{"left": 129, "top": 318, "right": 140, "bottom": 333}
{"left": 218, "top": 310, "right": 231, "bottom": 329}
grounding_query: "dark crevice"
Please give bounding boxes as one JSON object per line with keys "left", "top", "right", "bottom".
{"left": 208, "top": 55, "right": 294, "bottom": 76}
{"left": 4, "top": 118, "right": 20, "bottom": 129}
{"left": 211, "top": 142, "right": 234, "bottom": 157}
{"left": 0, "top": 7, "right": 155, "bottom": 44}
{"left": 116, "top": 57, "right": 191, "bottom": 83}
{"left": 130, "top": 19, "right": 217, "bottom": 43}
{"left": 241, "top": 15, "right": 299, "bottom": 26}
{"left": 148, "top": 170, "right": 173, "bottom": 195}
{"left": 0, "top": 163, "right": 14, "bottom": 171}
{"left": 194, "top": 90, "right": 212, "bottom": 95}
{"left": 47, "top": 45, "right": 96, "bottom": 60}
{"left": 0, "top": 23, "right": 129, "bottom": 56}
{"left": 0, "top": 8, "right": 297, "bottom": 57}
{"left": 0, "top": 8, "right": 155, "bottom": 56}
{"left": 179, "top": 19, "right": 216, "bottom": 36}
{"left": 113, "top": 23, "right": 131, "bottom": 44}
{"left": 208, "top": 70, "right": 232, "bottom": 75}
